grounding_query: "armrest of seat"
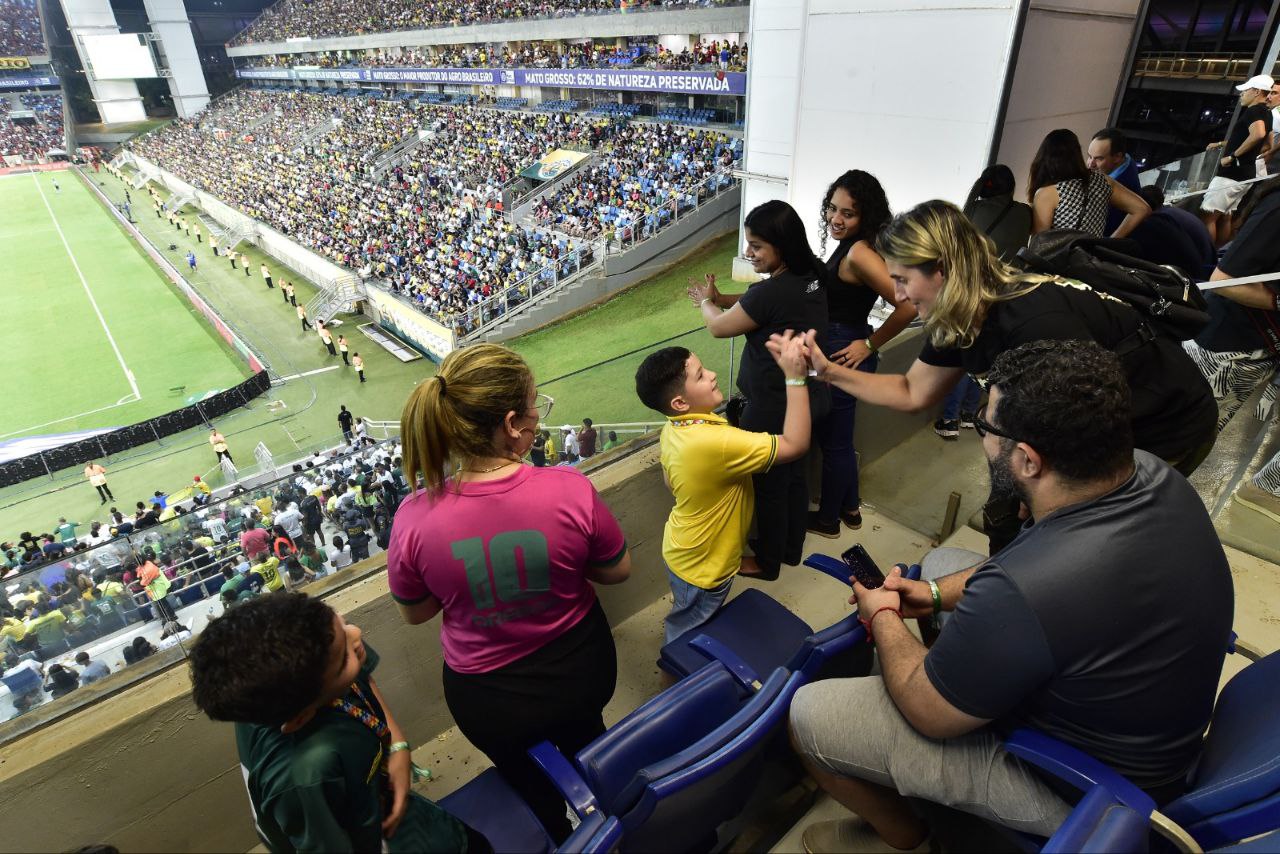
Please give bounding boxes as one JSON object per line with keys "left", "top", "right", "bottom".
{"left": 1003, "top": 729, "right": 1155, "bottom": 815}
{"left": 802, "top": 556, "right": 922, "bottom": 586}
{"left": 1042, "top": 786, "right": 1151, "bottom": 854}
{"left": 803, "top": 553, "right": 852, "bottom": 586}
{"left": 527, "top": 740, "right": 601, "bottom": 819}
{"left": 689, "top": 634, "right": 763, "bottom": 691}
{"left": 1227, "top": 630, "right": 1266, "bottom": 663}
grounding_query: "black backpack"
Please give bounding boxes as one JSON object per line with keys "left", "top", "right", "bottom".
{"left": 1017, "top": 230, "right": 1210, "bottom": 348}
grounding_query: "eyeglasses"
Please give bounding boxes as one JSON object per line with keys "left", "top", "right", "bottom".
{"left": 531, "top": 393, "right": 554, "bottom": 421}
{"left": 973, "top": 414, "right": 1019, "bottom": 442}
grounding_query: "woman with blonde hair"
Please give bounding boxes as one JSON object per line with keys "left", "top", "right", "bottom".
{"left": 774, "top": 200, "right": 1217, "bottom": 551}
{"left": 386, "top": 343, "right": 630, "bottom": 842}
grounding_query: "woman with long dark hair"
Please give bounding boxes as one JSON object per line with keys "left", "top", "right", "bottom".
{"left": 688, "top": 200, "right": 829, "bottom": 579}
{"left": 962, "top": 164, "right": 1032, "bottom": 261}
{"left": 1028, "top": 129, "right": 1149, "bottom": 238}
{"left": 807, "top": 171, "right": 916, "bottom": 538}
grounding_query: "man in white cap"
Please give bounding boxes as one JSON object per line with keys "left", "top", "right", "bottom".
{"left": 1203, "top": 74, "right": 1275, "bottom": 245}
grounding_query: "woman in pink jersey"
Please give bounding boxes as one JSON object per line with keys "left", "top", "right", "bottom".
{"left": 387, "top": 344, "right": 631, "bottom": 842}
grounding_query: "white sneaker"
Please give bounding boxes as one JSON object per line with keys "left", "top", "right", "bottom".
{"left": 801, "top": 817, "right": 933, "bottom": 853}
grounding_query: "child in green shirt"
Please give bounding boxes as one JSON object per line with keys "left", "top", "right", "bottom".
{"left": 190, "top": 593, "right": 487, "bottom": 853}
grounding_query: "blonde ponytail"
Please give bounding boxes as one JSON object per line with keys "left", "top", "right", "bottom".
{"left": 399, "top": 344, "right": 533, "bottom": 494}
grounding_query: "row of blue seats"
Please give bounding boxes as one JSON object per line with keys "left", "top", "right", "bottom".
{"left": 440, "top": 548, "right": 1280, "bottom": 853}
{"left": 535, "top": 100, "right": 579, "bottom": 112}
{"left": 586, "top": 103, "right": 642, "bottom": 117}
{"left": 495, "top": 97, "right": 529, "bottom": 109}
{"left": 656, "top": 107, "right": 719, "bottom": 126}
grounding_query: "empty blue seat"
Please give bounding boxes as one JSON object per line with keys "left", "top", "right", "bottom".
{"left": 535, "top": 665, "right": 804, "bottom": 853}
{"left": 1005, "top": 643, "right": 1280, "bottom": 850}
{"left": 437, "top": 767, "right": 553, "bottom": 853}
{"left": 658, "top": 554, "right": 921, "bottom": 685}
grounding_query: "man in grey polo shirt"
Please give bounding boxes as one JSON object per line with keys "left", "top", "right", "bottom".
{"left": 790, "top": 340, "right": 1234, "bottom": 852}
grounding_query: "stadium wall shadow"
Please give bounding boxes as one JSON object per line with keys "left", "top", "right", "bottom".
{"left": 0, "top": 371, "right": 272, "bottom": 488}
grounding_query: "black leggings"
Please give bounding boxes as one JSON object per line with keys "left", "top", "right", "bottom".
{"left": 442, "top": 601, "right": 617, "bottom": 843}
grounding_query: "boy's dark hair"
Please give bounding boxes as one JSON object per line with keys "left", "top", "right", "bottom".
{"left": 635, "top": 347, "right": 691, "bottom": 415}
{"left": 189, "top": 593, "right": 336, "bottom": 725}
{"left": 986, "top": 340, "right": 1133, "bottom": 482}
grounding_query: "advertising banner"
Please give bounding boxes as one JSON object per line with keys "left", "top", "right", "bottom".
{"left": 238, "top": 65, "right": 746, "bottom": 96}
{"left": 363, "top": 287, "right": 455, "bottom": 362}
{"left": 0, "top": 57, "right": 32, "bottom": 70}
{"left": 0, "top": 74, "right": 59, "bottom": 88}
{"left": 519, "top": 148, "right": 588, "bottom": 181}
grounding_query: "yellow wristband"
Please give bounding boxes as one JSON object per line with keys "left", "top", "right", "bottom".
{"left": 865, "top": 338, "right": 878, "bottom": 354}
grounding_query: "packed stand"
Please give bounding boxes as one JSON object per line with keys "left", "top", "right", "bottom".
{"left": 0, "top": 92, "right": 64, "bottom": 160}
{"left": 1, "top": 437, "right": 407, "bottom": 719}
{"left": 0, "top": 0, "right": 46, "bottom": 57}
{"left": 230, "top": 0, "right": 736, "bottom": 47}
{"left": 247, "top": 38, "right": 747, "bottom": 72}
{"left": 128, "top": 90, "right": 732, "bottom": 333}
{"left": 531, "top": 123, "right": 741, "bottom": 242}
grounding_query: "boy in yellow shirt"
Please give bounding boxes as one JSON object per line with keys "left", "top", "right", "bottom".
{"left": 635, "top": 332, "right": 812, "bottom": 643}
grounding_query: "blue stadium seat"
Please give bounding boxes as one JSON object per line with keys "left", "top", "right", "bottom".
{"left": 1041, "top": 787, "right": 1151, "bottom": 853}
{"left": 557, "top": 814, "right": 623, "bottom": 854}
{"left": 1003, "top": 642, "right": 1280, "bottom": 850}
{"left": 658, "top": 554, "right": 921, "bottom": 685}
{"left": 437, "top": 767, "right": 554, "bottom": 853}
{"left": 533, "top": 664, "right": 804, "bottom": 853}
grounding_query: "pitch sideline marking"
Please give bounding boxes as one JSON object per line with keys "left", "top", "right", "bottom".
{"left": 0, "top": 397, "right": 140, "bottom": 441}
{"left": 272, "top": 364, "right": 342, "bottom": 383}
{"left": 31, "top": 172, "right": 142, "bottom": 401}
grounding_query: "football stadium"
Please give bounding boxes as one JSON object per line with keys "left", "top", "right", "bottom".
{"left": 2, "top": 0, "right": 1280, "bottom": 850}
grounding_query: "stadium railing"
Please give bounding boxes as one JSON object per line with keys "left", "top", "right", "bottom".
{"left": 0, "top": 436, "right": 402, "bottom": 736}
{"left": 604, "top": 168, "right": 739, "bottom": 255}
{"left": 451, "top": 244, "right": 601, "bottom": 339}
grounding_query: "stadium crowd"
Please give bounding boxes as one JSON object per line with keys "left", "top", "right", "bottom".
{"left": 231, "top": 0, "right": 738, "bottom": 46}
{"left": 127, "top": 89, "right": 739, "bottom": 332}
{"left": 531, "top": 122, "right": 740, "bottom": 240}
{"left": 1, "top": 436, "right": 406, "bottom": 716}
{"left": 0, "top": 93, "right": 64, "bottom": 160}
{"left": 10, "top": 64, "right": 1280, "bottom": 853}
{"left": 248, "top": 37, "right": 748, "bottom": 72}
{"left": 0, "top": 0, "right": 46, "bottom": 57}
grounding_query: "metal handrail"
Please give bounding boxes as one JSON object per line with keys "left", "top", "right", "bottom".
{"left": 1132, "top": 51, "right": 1258, "bottom": 81}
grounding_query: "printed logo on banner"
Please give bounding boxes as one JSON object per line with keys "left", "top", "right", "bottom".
{"left": 0, "top": 57, "right": 32, "bottom": 70}
{"left": 237, "top": 66, "right": 746, "bottom": 96}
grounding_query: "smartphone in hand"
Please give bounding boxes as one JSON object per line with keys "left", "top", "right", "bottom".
{"left": 842, "top": 544, "right": 886, "bottom": 589}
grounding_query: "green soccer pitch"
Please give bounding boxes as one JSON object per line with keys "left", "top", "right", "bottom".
{"left": 0, "top": 170, "right": 252, "bottom": 443}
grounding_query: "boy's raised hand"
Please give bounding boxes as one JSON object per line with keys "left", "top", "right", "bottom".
{"left": 768, "top": 329, "right": 809, "bottom": 379}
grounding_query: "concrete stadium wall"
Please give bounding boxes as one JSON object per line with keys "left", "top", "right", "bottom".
{"left": 226, "top": 6, "right": 749, "bottom": 57}
{"left": 993, "top": 0, "right": 1143, "bottom": 187}
{"left": 129, "top": 153, "right": 354, "bottom": 292}
{"left": 485, "top": 184, "right": 742, "bottom": 341}
{"left": 0, "top": 449, "right": 673, "bottom": 854}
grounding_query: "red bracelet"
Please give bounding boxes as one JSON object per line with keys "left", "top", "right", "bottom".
{"left": 859, "top": 607, "right": 903, "bottom": 642}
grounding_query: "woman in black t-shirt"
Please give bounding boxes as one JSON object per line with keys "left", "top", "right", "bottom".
{"left": 809, "top": 171, "right": 916, "bottom": 538}
{"left": 778, "top": 200, "right": 1218, "bottom": 551}
{"left": 688, "top": 200, "right": 829, "bottom": 580}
